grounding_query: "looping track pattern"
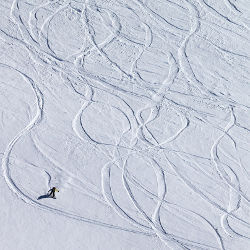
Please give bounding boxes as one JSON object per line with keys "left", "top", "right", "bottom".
{"left": 1, "top": 0, "right": 250, "bottom": 249}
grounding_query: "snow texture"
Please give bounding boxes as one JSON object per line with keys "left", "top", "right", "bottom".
{"left": 0, "top": 0, "right": 250, "bottom": 249}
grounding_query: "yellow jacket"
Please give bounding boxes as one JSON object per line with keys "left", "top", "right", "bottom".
{"left": 49, "top": 187, "right": 59, "bottom": 192}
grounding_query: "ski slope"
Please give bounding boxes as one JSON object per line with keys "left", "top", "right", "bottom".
{"left": 0, "top": 0, "right": 250, "bottom": 249}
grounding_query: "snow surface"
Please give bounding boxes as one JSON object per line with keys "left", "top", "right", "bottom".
{"left": 0, "top": 0, "right": 250, "bottom": 249}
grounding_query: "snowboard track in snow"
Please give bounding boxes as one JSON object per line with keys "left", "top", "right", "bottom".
{"left": 1, "top": 0, "right": 250, "bottom": 249}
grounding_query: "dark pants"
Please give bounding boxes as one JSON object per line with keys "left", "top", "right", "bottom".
{"left": 48, "top": 190, "right": 55, "bottom": 198}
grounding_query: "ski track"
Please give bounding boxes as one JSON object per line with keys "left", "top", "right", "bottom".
{"left": 1, "top": 0, "right": 250, "bottom": 249}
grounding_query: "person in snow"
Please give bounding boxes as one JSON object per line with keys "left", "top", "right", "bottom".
{"left": 48, "top": 187, "right": 59, "bottom": 198}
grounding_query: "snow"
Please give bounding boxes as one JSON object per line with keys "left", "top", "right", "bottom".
{"left": 0, "top": 0, "right": 250, "bottom": 249}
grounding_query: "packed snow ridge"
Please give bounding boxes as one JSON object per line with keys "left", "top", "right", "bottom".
{"left": 0, "top": 0, "right": 250, "bottom": 249}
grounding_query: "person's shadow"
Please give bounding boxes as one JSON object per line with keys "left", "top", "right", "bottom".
{"left": 37, "top": 194, "right": 50, "bottom": 200}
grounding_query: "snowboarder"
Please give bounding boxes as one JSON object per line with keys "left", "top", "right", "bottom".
{"left": 48, "top": 187, "right": 59, "bottom": 198}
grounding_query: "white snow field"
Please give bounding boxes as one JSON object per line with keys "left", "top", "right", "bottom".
{"left": 0, "top": 0, "right": 250, "bottom": 249}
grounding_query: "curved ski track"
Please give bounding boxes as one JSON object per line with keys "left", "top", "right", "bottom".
{"left": 1, "top": 0, "right": 250, "bottom": 249}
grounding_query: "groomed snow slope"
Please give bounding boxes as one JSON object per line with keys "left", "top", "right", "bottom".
{"left": 0, "top": 0, "right": 250, "bottom": 249}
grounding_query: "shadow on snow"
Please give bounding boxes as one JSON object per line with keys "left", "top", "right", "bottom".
{"left": 37, "top": 194, "right": 50, "bottom": 200}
